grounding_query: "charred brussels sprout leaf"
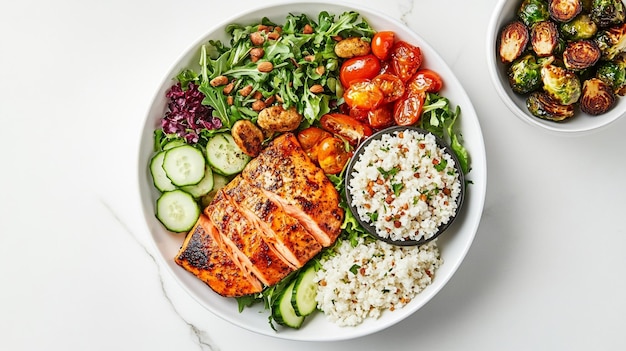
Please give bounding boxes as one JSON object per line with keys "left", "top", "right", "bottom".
{"left": 549, "top": 0, "right": 584, "bottom": 22}
{"left": 531, "top": 21, "right": 560, "bottom": 56}
{"left": 508, "top": 53, "right": 544, "bottom": 94}
{"left": 580, "top": 77, "right": 617, "bottom": 114}
{"left": 590, "top": 0, "right": 626, "bottom": 28}
{"left": 596, "top": 53, "right": 626, "bottom": 94}
{"left": 518, "top": 0, "right": 552, "bottom": 27}
{"left": 541, "top": 62, "right": 582, "bottom": 104}
{"left": 560, "top": 14, "right": 598, "bottom": 40}
{"left": 499, "top": 21, "right": 530, "bottom": 63}
{"left": 594, "top": 23, "right": 626, "bottom": 59}
{"left": 526, "top": 91, "right": 576, "bottom": 120}
{"left": 563, "top": 39, "right": 602, "bottom": 69}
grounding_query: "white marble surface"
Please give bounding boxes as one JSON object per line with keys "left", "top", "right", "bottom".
{"left": 2, "top": 0, "right": 626, "bottom": 350}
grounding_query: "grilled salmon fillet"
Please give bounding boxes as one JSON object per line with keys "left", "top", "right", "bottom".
{"left": 175, "top": 132, "right": 344, "bottom": 297}
{"left": 174, "top": 214, "right": 263, "bottom": 297}
{"left": 241, "top": 133, "right": 344, "bottom": 246}
{"left": 205, "top": 190, "right": 294, "bottom": 287}
{"left": 223, "top": 175, "right": 322, "bottom": 268}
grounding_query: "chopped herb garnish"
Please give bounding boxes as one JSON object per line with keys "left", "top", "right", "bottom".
{"left": 392, "top": 183, "right": 404, "bottom": 197}
{"left": 434, "top": 158, "right": 447, "bottom": 172}
{"left": 377, "top": 166, "right": 399, "bottom": 179}
{"left": 367, "top": 212, "right": 378, "bottom": 222}
{"left": 349, "top": 264, "right": 360, "bottom": 275}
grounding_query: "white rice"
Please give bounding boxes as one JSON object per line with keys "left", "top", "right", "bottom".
{"left": 348, "top": 129, "right": 462, "bottom": 242}
{"left": 315, "top": 237, "right": 442, "bottom": 326}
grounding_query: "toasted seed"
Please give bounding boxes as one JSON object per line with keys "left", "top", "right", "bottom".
{"left": 250, "top": 47, "right": 265, "bottom": 62}
{"left": 239, "top": 85, "right": 253, "bottom": 97}
{"left": 250, "top": 31, "right": 265, "bottom": 46}
{"left": 222, "top": 81, "right": 234, "bottom": 95}
{"left": 309, "top": 84, "right": 325, "bottom": 93}
{"left": 257, "top": 61, "right": 273, "bottom": 73}
{"left": 210, "top": 75, "right": 228, "bottom": 87}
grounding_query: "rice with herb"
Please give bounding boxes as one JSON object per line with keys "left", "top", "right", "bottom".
{"left": 348, "top": 129, "right": 462, "bottom": 242}
{"left": 315, "top": 237, "right": 442, "bottom": 326}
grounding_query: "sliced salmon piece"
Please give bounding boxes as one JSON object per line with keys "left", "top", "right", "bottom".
{"left": 205, "top": 190, "right": 294, "bottom": 287}
{"left": 222, "top": 175, "right": 322, "bottom": 268}
{"left": 241, "top": 133, "right": 344, "bottom": 247}
{"left": 174, "top": 214, "right": 263, "bottom": 297}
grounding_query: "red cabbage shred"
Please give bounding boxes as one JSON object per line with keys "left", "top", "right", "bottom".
{"left": 161, "top": 82, "right": 222, "bottom": 144}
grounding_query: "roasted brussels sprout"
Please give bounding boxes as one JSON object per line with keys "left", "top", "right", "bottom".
{"left": 582, "top": 0, "right": 594, "bottom": 12}
{"left": 594, "top": 23, "right": 626, "bottom": 59}
{"left": 526, "top": 91, "right": 576, "bottom": 120}
{"left": 549, "top": 0, "right": 583, "bottom": 22}
{"left": 560, "top": 14, "right": 598, "bottom": 40}
{"left": 499, "top": 21, "right": 530, "bottom": 63}
{"left": 508, "top": 53, "right": 544, "bottom": 93}
{"left": 596, "top": 53, "right": 626, "bottom": 94}
{"left": 563, "top": 39, "right": 602, "bottom": 69}
{"left": 531, "top": 21, "right": 560, "bottom": 56}
{"left": 580, "top": 77, "right": 617, "bottom": 114}
{"left": 518, "top": 0, "right": 552, "bottom": 27}
{"left": 541, "top": 61, "right": 582, "bottom": 104}
{"left": 590, "top": 0, "right": 626, "bottom": 28}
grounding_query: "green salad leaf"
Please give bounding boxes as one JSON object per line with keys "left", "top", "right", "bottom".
{"left": 419, "top": 93, "right": 470, "bottom": 174}
{"left": 193, "top": 11, "right": 374, "bottom": 129}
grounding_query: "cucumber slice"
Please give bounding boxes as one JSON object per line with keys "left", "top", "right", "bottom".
{"left": 162, "top": 145, "right": 206, "bottom": 186}
{"left": 181, "top": 166, "right": 214, "bottom": 198}
{"left": 199, "top": 173, "right": 230, "bottom": 208}
{"left": 155, "top": 189, "right": 200, "bottom": 232}
{"left": 162, "top": 138, "right": 186, "bottom": 150}
{"left": 149, "top": 151, "right": 176, "bottom": 192}
{"left": 291, "top": 265, "right": 318, "bottom": 316}
{"left": 206, "top": 133, "right": 251, "bottom": 176}
{"left": 272, "top": 280, "right": 305, "bottom": 329}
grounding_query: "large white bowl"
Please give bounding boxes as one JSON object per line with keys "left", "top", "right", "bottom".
{"left": 138, "top": 0, "right": 487, "bottom": 341}
{"left": 487, "top": 0, "right": 626, "bottom": 135}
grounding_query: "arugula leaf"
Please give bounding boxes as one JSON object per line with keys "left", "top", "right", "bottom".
{"left": 420, "top": 93, "right": 470, "bottom": 174}
{"left": 175, "top": 69, "right": 199, "bottom": 89}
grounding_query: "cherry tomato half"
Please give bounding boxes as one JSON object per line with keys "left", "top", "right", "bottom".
{"left": 339, "top": 54, "right": 382, "bottom": 88}
{"left": 408, "top": 69, "right": 444, "bottom": 93}
{"left": 393, "top": 91, "right": 426, "bottom": 126}
{"left": 320, "top": 113, "right": 373, "bottom": 146}
{"left": 371, "top": 31, "right": 395, "bottom": 61}
{"left": 297, "top": 127, "right": 332, "bottom": 163}
{"left": 348, "top": 107, "right": 369, "bottom": 123}
{"left": 317, "top": 136, "right": 353, "bottom": 174}
{"left": 372, "top": 74, "right": 406, "bottom": 104}
{"left": 367, "top": 105, "right": 394, "bottom": 130}
{"left": 343, "top": 80, "right": 384, "bottom": 110}
{"left": 390, "top": 41, "right": 423, "bottom": 82}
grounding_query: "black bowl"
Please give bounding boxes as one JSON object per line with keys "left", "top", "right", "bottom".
{"left": 344, "top": 125, "right": 465, "bottom": 246}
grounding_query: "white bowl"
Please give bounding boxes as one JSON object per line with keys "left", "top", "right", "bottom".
{"left": 138, "top": 0, "right": 487, "bottom": 341}
{"left": 487, "top": 0, "right": 626, "bottom": 135}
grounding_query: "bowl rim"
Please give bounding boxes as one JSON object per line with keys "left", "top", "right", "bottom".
{"left": 344, "top": 125, "right": 466, "bottom": 246}
{"left": 136, "top": 0, "right": 487, "bottom": 341}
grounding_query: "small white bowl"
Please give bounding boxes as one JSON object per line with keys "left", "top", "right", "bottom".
{"left": 487, "top": 0, "right": 626, "bottom": 135}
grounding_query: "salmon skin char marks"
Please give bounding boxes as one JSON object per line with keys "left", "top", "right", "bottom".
{"left": 241, "top": 133, "right": 344, "bottom": 247}
{"left": 174, "top": 215, "right": 263, "bottom": 297}
{"left": 204, "top": 190, "right": 294, "bottom": 287}
{"left": 222, "top": 175, "right": 322, "bottom": 268}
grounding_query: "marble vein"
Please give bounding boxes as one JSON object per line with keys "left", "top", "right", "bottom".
{"left": 99, "top": 198, "right": 221, "bottom": 351}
